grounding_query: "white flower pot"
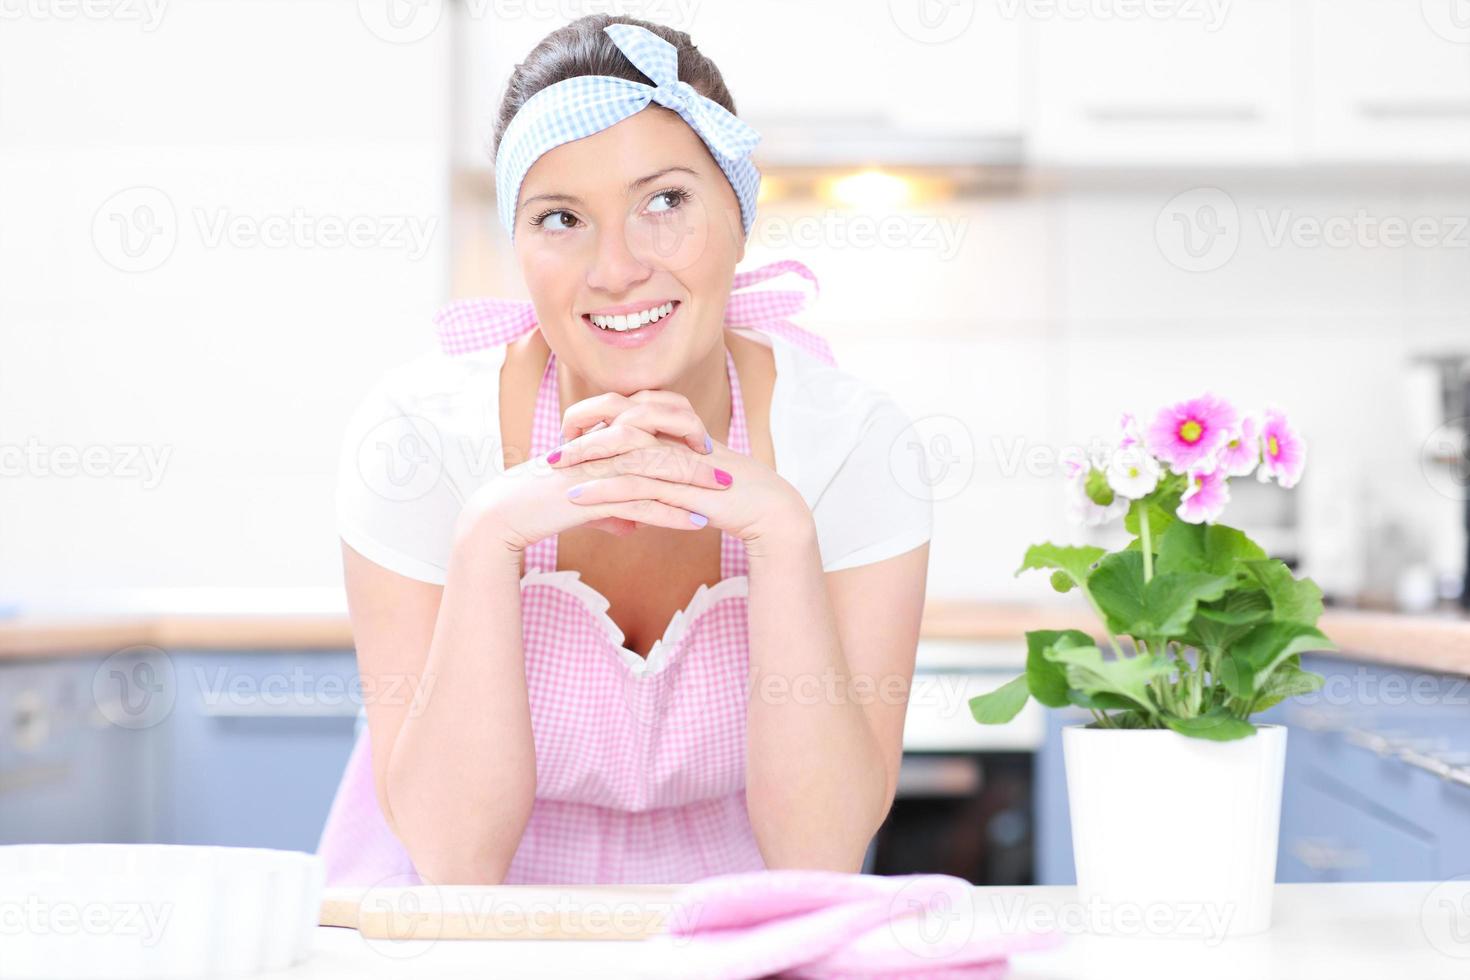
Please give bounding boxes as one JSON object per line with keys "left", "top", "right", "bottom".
{"left": 1062, "top": 723, "right": 1287, "bottom": 940}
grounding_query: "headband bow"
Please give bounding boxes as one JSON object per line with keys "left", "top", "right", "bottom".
{"left": 433, "top": 259, "right": 836, "bottom": 367}
{"left": 494, "top": 22, "right": 763, "bottom": 241}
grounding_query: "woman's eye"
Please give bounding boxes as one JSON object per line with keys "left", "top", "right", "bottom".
{"left": 533, "top": 209, "right": 579, "bottom": 230}
{"left": 647, "top": 189, "right": 687, "bottom": 215}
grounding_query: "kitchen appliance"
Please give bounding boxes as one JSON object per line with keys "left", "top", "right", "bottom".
{"left": 1410, "top": 353, "right": 1470, "bottom": 609}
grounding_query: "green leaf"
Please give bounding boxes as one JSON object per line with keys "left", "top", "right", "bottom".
{"left": 1186, "top": 589, "right": 1273, "bottom": 652}
{"left": 1124, "top": 491, "right": 1182, "bottom": 550}
{"left": 1239, "top": 560, "right": 1325, "bottom": 624}
{"left": 1231, "top": 621, "right": 1337, "bottom": 695}
{"left": 1068, "top": 690, "right": 1139, "bottom": 711}
{"left": 969, "top": 674, "right": 1030, "bottom": 725}
{"left": 1156, "top": 521, "right": 1267, "bottom": 577}
{"left": 1044, "top": 643, "right": 1171, "bottom": 713}
{"left": 1196, "top": 589, "right": 1273, "bottom": 625}
{"left": 1016, "top": 543, "right": 1107, "bottom": 593}
{"left": 1088, "top": 551, "right": 1232, "bottom": 639}
{"left": 1251, "top": 660, "right": 1326, "bottom": 712}
{"left": 1024, "top": 629, "right": 1093, "bottom": 708}
{"left": 1215, "top": 652, "right": 1254, "bottom": 699}
{"left": 1163, "top": 711, "right": 1258, "bottom": 741}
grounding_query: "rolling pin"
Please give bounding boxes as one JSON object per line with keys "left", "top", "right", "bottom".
{"left": 319, "top": 883, "right": 683, "bottom": 941}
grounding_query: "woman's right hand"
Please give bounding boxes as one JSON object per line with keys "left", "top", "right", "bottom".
{"left": 454, "top": 421, "right": 731, "bottom": 556}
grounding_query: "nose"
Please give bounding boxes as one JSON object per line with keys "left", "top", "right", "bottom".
{"left": 585, "top": 223, "right": 652, "bottom": 295}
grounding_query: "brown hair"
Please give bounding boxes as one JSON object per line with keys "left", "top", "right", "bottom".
{"left": 491, "top": 14, "right": 738, "bottom": 162}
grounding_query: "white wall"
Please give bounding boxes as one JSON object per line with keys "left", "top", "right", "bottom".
{"left": 0, "top": 1, "right": 454, "bottom": 613}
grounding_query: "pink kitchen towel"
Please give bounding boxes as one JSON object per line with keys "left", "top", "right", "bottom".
{"left": 644, "top": 869, "right": 1062, "bottom": 980}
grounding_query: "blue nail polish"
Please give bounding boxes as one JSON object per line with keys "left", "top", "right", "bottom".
{"left": 689, "top": 512, "right": 708, "bottom": 527}
{"left": 704, "top": 434, "right": 713, "bottom": 454}
{"left": 567, "top": 485, "right": 583, "bottom": 499}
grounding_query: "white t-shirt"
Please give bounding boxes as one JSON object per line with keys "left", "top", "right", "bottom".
{"left": 336, "top": 328, "right": 933, "bottom": 583}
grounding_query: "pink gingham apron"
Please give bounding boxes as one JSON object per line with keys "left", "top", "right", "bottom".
{"left": 318, "top": 260, "right": 835, "bottom": 886}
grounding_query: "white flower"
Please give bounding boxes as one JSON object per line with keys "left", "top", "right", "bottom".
{"left": 1106, "top": 443, "right": 1161, "bottom": 499}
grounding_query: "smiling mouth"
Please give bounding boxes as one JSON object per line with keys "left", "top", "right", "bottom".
{"left": 583, "top": 300, "right": 679, "bottom": 333}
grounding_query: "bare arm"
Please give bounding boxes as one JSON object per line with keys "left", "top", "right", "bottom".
{"left": 744, "top": 511, "right": 931, "bottom": 871}
{"left": 342, "top": 519, "right": 535, "bottom": 885}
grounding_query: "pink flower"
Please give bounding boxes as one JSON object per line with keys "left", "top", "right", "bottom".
{"left": 1257, "top": 408, "right": 1305, "bottom": 488}
{"left": 1119, "top": 412, "right": 1142, "bottom": 450}
{"left": 1147, "top": 394, "right": 1238, "bottom": 474}
{"left": 1216, "top": 415, "right": 1260, "bottom": 477}
{"left": 1177, "top": 464, "right": 1230, "bottom": 524}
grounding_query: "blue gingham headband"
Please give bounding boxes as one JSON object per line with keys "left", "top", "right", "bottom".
{"left": 495, "top": 22, "right": 762, "bottom": 241}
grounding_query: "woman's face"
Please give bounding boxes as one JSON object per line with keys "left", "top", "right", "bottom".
{"left": 512, "top": 105, "right": 746, "bottom": 393}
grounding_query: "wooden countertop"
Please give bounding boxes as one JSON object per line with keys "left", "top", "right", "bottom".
{"left": 1, "top": 602, "right": 1467, "bottom": 676}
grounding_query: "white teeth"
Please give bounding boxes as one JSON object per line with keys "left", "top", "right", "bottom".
{"left": 589, "top": 302, "right": 674, "bottom": 332}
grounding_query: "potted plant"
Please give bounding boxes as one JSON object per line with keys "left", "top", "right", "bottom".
{"left": 969, "top": 395, "right": 1334, "bottom": 939}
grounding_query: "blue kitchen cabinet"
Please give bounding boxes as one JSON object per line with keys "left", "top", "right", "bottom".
{"left": 1034, "top": 653, "right": 1470, "bottom": 885}
{"left": 159, "top": 650, "right": 360, "bottom": 852}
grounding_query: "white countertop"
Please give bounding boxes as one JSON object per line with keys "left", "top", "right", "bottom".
{"left": 265, "top": 881, "right": 1467, "bottom": 979}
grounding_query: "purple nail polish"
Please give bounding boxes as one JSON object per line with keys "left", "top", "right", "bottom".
{"left": 704, "top": 434, "right": 713, "bottom": 454}
{"left": 567, "top": 485, "right": 582, "bottom": 499}
{"left": 547, "top": 450, "right": 561, "bottom": 464}
{"left": 714, "top": 468, "right": 733, "bottom": 486}
{"left": 689, "top": 512, "right": 708, "bottom": 527}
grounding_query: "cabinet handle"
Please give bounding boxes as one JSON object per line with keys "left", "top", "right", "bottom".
{"left": 200, "top": 702, "right": 361, "bottom": 720}
{"left": 1084, "top": 105, "right": 1261, "bottom": 124}
{"left": 1288, "top": 837, "right": 1366, "bottom": 872}
{"left": 1357, "top": 101, "right": 1470, "bottom": 120}
{"left": 1343, "top": 726, "right": 1470, "bottom": 791}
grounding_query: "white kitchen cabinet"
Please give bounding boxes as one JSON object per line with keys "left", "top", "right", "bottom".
{"left": 694, "top": 0, "right": 1023, "bottom": 136}
{"left": 458, "top": 1, "right": 1025, "bottom": 173}
{"left": 1305, "top": 0, "right": 1470, "bottom": 162}
{"left": 1028, "top": 0, "right": 1299, "bottom": 165}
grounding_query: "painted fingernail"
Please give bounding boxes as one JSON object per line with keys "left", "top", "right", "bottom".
{"left": 714, "top": 468, "right": 733, "bottom": 486}
{"left": 566, "top": 485, "right": 582, "bottom": 499}
{"left": 689, "top": 512, "right": 708, "bottom": 527}
{"left": 547, "top": 450, "right": 561, "bottom": 464}
{"left": 703, "top": 434, "right": 713, "bottom": 454}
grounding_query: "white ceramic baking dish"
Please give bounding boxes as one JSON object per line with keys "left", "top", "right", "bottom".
{"left": 0, "top": 844, "right": 323, "bottom": 979}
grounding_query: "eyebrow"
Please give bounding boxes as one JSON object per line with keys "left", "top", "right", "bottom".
{"left": 519, "top": 166, "right": 701, "bottom": 212}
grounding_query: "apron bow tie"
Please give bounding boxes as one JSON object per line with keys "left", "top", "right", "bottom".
{"left": 433, "top": 258, "right": 836, "bottom": 367}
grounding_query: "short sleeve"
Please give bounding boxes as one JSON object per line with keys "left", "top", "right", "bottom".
{"left": 334, "top": 347, "right": 504, "bottom": 585}
{"left": 812, "top": 397, "right": 934, "bottom": 573}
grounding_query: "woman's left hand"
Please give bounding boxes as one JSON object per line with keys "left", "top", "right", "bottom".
{"left": 549, "top": 390, "right": 812, "bottom": 548}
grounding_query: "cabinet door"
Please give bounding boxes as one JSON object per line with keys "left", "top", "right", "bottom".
{"left": 693, "top": 0, "right": 1023, "bottom": 136}
{"left": 162, "top": 651, "right": 360, "bottom": 852}
{"left": 1306, "top": 0, "right": 1470, "bottom": 161}
{"left": 1029, "top": 0, "right": 1298, "bottom": 164}
{"left": 1278, "top": 777, "right": 1437, "bottom": 882}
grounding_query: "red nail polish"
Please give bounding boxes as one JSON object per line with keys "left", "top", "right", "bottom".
{"left": 714, "top": 468, "right": 732, "bottom": 486}
{"left": 547, "top": 450, "right": 561, "bottom": 464}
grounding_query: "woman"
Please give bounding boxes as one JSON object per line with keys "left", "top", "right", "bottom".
{"left": 318, "top": 14, "right": 932, "bottom": 887}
